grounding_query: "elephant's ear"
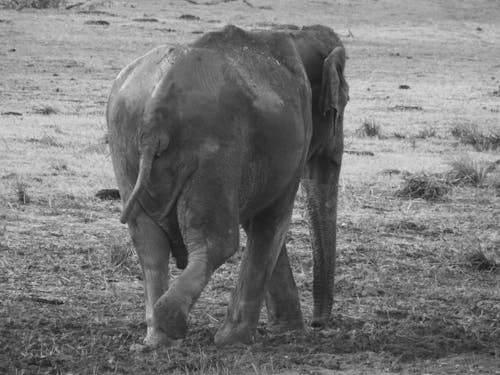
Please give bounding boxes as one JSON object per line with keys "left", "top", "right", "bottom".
{"left": 318, "top": 46, "right": 349, "bottom": 117}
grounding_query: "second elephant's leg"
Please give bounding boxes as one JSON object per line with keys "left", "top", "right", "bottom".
{"left": 265, "top": 243, "right": 304, "bottom": 331}
{"left": 214, "top": 183, "right": 298, "bottom": 345}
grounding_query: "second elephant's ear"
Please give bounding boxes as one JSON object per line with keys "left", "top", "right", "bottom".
{"left": 318, "top": 46, "right": 349, "bottom": 116}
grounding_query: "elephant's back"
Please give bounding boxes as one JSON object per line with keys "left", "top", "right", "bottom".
{"left": 107, "top": 45, "right": 188, "bottom": 121}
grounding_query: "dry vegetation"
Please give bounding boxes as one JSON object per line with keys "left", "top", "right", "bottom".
{"left": 451, "top": 123, "right": 500, "bottom": 151}
{"left": 396, "top": 156, "right": 500, "bottom": 201}
{"left": 0, "top": 0, "right": 66, "bottom": 9}
{"left": 1, "top": 0, "right": 499, "bottom": 374}
{"left": 396, "top": 172, "right": 450, "bottom": 201}
{"left": 355, "top": 119, "right": 383, "bottom": 138}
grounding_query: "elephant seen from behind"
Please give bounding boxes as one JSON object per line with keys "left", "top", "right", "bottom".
{"left": 106, "top": 24, "right": 349, "bottom": 347}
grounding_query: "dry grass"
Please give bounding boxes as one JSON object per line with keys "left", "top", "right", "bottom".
{"left": 26, "top": 134, "right": 62, "bottom": 147}
{"left": 14, "top": 179, "right": 30, "bottom": 204}
{"left": 416, "top": 126, "right": 437, "bottom": 139}
{"left": 465, "top": 251, "right": 499, "bottom": 272}
{"left": 109, "top": 242, "right": 138, "bottom": 271}
{"left": 396, "top": 172, "right": 450, "bottom": 201}
{"left": 355, "top": 119, "right": 383, "bottom": 138}
{"left": 0, "top": 0, "right": 66, "bottom": 9}
{"left": 444, "top": 156, "right": 490, "bottom": 186}
{"left": 392, "top": 131, "right": 407, "bottom": 139}
{"left": 451, "top": 123, "right": 500, "bottom": 151}
{"left": 396, "top": 156, "right": 498, "bottom": 200}
{"left": 33, "top": 105, "right": 58, "bottom": 115}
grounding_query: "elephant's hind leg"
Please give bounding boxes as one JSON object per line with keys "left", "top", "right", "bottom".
{"left": 265, "top": 244, "right": 304, "bottom": 331}
{"left": 127, "top": 206, "right": 171, "bottom": 348}
{"left": 153, "top": 177, "right": 240, "bottom": 340}
{"left": 214, "top": 182, "right": 299, "bottom": 345}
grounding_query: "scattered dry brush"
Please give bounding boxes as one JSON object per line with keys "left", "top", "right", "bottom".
{"left": 451, "top": 123, "right": 500, "bottom": 151}
{"left": 396, "top": 156, "right": 500, "bottom": 200}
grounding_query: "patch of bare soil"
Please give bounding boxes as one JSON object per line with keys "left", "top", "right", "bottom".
{"left": 1, "top": 0, "right": 499, "bottom": 374}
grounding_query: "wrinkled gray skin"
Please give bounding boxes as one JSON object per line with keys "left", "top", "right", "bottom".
{"left": 106, "top": 24, "right": 348, "bottom": 347}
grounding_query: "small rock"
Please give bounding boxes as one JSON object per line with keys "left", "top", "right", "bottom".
{"left": 179, "top": 14, "right": 200, "bottom": 20}
{"left": 133, "top": 18, "right": 159, "bottom": 22}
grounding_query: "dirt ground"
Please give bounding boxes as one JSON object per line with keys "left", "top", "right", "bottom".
{"left": 1, "top": 0, "right": 499, "bottom": 374}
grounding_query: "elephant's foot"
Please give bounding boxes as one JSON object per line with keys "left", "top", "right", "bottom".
{"left": 266, "top": 298, "right": 304, "bottom": 333}
{"left": 144, "top": 326, "right": 171, "bottom": 347}
{"left": 214, "top": 321, "right": 254, "bottom": 346}
{"left": 130, "top": 326, "right": 180, "bottom": 352}
{"left": 268, "top": 317, "right": 305, "bottom": 333}
{"left": 154, "top": 296, "right": 189, "bottom": 339}
{"left": 311, "top": 314, "right": 329, "bottom": 329}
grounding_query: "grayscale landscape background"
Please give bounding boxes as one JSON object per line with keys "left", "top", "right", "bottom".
{"left": 1, "top": 0, "right": 499, "bottom": 374}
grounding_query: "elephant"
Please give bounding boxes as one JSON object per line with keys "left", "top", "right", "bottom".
{"left": 106, "top": 24, "right": 349, "bottom": 347}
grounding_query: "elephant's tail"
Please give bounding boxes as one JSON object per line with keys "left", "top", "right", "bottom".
{"left": 119, "top": 144, "right": 160, "bottom": 224}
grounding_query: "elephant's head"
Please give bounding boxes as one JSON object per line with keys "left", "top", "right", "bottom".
{"left": 289, "top": 25, "right": 349, "bottom": 328}
{"left": 290, "top": 25, "right": 349, "bottom": 128}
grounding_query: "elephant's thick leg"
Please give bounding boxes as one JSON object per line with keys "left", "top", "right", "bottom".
{"left": 153, "top": 178, "right": 239, "bottom": 340}
{"left": 303, "top": 149, "right": 342, "bottom": 328}
{"left": 127, "top": 206, "right": 171, "bottom": 347}
{"left": 265, "top": 243, "right": 304, "bottom": 331}
{"left": 214, "top": 183, "right": 298, "bottom": 345}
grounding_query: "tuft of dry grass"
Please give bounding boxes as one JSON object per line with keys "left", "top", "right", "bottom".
{"left": 109, "top": 243, "right": 135, "bottom": 269}
{"left": 396, "top": 172, "right": 450, "bottom": 201}
{"left": 416, "top": 127, "right": 437, "bottom": 139}
{"left": 26, "top": 134, "right": 62, "bottom": 147}
{"left": 444, "top": 156, "right": 489, "bottom": 186}
{"left": 33, "top": 105, "right": 58, "bottom": 115}
{"left": 465, "top": 251, "right": 498, "bottom": 272}
{"left": 356, "top": 119, "right": 382, "bottom": 138}
{"left": 450, "top": 123, "right": 500, "bottom": 151}
{"left": 392, "top": 132, "right": 407, "bottom": 139}
{"left": 14, "top": 179, "right": 30, "bottom": 204}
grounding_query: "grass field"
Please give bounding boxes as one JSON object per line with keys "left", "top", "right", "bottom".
{"left": 1, "top": 0, "right": 499, "bottom": 374}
